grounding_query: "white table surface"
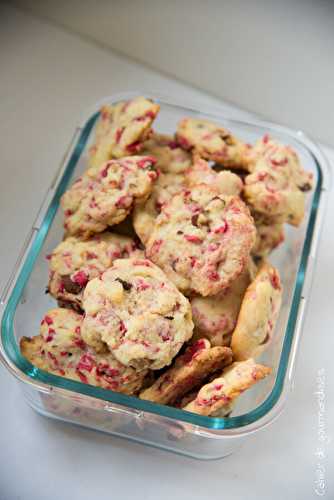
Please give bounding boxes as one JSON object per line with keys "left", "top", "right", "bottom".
{"left": 0, "top": 5, "right": 333, "bottom": 500}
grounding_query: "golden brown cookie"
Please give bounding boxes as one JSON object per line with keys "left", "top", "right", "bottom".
{"left": 140, "top": 339, "right": 232, "bottom": 405}
{"left": 61, "top": 156, "right": 158, "bottom": 238}
{"left": 133, "top": 171, "right": 185, "bottom": 244}
{"left": 252, "top": 215, "right": 285, "bottom": 258}
{"left": 146, "top": 185, "right": 256, "bottom": 296}
{"left": 231, "top": 262, "right": 282, "bottom": 360}
{"left": 89, "top": 96, "right": 160, "bottom": 171}
{"left": 183, "top": 358, "right": 271, "bottom": 416}
{"left": 186, "top": 155, "right": 243, "bottom": 196}
{"left": 82, "top": 258, "right": 194, "bottom": 370}
{"left": 243, "top": 135, "right": 313, "bottom": 226}
{"left": 48, "top": 232, "right": 143, "bottom": 309}
{"left": 176, "top": 118, "right": 251, "bottom": 169}
{"left": 190, "top": 260, "right": 257, "bottom": 346}
{"left": 141, "top": 132, "right": 192, "bottom": 174}
{"left": 21, "top": 308, "right": 147, "bottom": 395}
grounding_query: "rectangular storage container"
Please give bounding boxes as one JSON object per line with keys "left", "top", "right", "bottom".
{"left": 0, "top": 92, "right": 330, "bottom": 459}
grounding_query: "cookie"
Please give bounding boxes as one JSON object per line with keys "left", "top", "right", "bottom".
{"left": 141, "top": 132, "right": 192, "bottom": 174}
{"left": 231, "top": 262, "right": 282, "bottom": 360}
{"left": 146, "top": 185, "right": 256, "bottom": 296}
{"left": 243, "top": 135, "right": 313, "bottom": 226}
{"left": 252, "top": 215, "right": 285, "bottom": 258}
{"left": 140, "top": 339, "right": 232, "bottom": 405}
{"left": 133, "top": 171, "right": 185, "bottom": 244}
{"left": 186, "top": 155, "right": 243, "bottom": 196}
{"left": 183, "top": 358, "right": 271, "bottom": 416}
{"left": 81, "top": 258, "right": 194, "bottom": 370}
{"left": 176, "top": 389, "right": 234, "bottom": 416}
{"left": 20, "top": 308, "right": 147, "bottom": 395}
{"left": 61, "top": 156, "right": 158, "bottom": 238}
{"left": 88, "top": 96, "right": 160, "bottom": 171}
{"left": 176, "top": 118, "right": 250, "bottom": 169}
{"left": 48, "top": 232, "right": 143, "bottom": 309}
{"left": 190, "top": 260, "right": 257, "bottom": 346}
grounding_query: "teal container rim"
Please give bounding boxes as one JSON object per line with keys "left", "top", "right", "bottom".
{"left": 0, "top": 96, "right": 325, "bottom": 431}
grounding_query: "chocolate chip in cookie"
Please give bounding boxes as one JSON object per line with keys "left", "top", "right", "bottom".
{"left": 62, "top": 275, "right": 84, "bottom": 295}
{"left": 115, "top": 277, "right": 133, "bottom": 291}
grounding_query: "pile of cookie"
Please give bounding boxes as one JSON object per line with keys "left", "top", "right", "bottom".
{"left": 21, "top": 96, "right": 313, "bottom": 418}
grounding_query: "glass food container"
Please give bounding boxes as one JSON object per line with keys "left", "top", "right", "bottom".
{"left": 0, "top": 92, "right": 330, "bottom": 460}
